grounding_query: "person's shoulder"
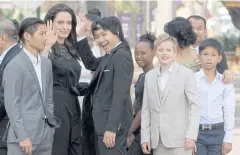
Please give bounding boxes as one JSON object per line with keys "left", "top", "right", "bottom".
{"left": 41, "top": 56, "right": 52, "bottom": 65}
{"left": 176, "top": 62, "right": 194, "bottom": 74}
{"left": 145, "top": 67, "right": 158, "bottom": 78}
{"left": 4, "top": 54, "right": 23, "bottom": 74}
{"left": 115, "top": 46, "right": 131, "bottom": 56}
{"left": 113, "top": 47, "right": 132, "bottom": 62}
{"left": 6, "top": 51, "right": 22, "bottom": 66}
{"left": 194, "top": 70, "right": 203, "bottom": 79}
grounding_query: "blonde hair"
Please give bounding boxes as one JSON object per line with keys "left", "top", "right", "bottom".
{"left": 154, "top": 33, "right": 178, "bottom": 52}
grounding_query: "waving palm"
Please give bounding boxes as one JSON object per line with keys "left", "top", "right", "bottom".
{"left": 45, "top": 20, "right": 58, "bottom": 49}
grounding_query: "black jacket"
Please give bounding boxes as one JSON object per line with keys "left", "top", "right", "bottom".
{"left": 76, "top": 38, "right": 134, "bottom": 136}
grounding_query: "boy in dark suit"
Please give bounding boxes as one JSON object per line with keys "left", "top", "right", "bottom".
{"left": 76, "top": 16, "right": 134, "bottom": 155}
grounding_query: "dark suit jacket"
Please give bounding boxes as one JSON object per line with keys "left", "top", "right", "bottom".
{"left": 0, "top": 44, "right": 22, "bottom": 147}
{"left": 76, "top": 38, "right": 134, "bottom": 136}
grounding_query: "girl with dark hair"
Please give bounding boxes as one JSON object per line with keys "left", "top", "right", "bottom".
{"left": 76, "top": 15, "right": 133, "bottom": 155}
{"left": 164, "top": 17, "right": 201, "bottom": 72}
{"left": 42, "top": 4, "right": 88, "bottom": 155}
{"left": 127, "top": 32, "right": 155, "bottom": 155}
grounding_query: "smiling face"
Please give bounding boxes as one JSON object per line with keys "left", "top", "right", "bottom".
{"left": 154, "top": 40, "right": 176, "bottom": 66}
{"left": 53, "top": 11, "right": 72, "bottom": 40}
{"left": 200, "top": 46, "right": 222, "bottom": 70}
{"left": 134, "top": 41, "right": 154, "bottom": 68}
{"left": 93, "top": 27, "right": 120, "bottom": 52}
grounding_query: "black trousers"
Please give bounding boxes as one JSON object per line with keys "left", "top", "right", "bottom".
{"left": 0, "top": 147, "right": 7, "bottom": 155}
{"left": 52, "top": 88, "right": 82, "bottom": 155}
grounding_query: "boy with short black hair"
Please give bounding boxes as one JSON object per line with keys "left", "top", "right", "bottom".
{"left": 195, "top": 38, "right": 235, "bottom": 155}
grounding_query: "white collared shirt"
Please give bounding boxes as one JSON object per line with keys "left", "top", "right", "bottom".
{"left": 0, "top": 43, "right": 17, "bottom": 64}
{"left": 195, "top": 69, "right": 235, "bottom": 143}
{"left": 190, "top": 45, "right": 199, "bottom": 54}
{"left": 23, "top": 48, "right": 42, "bottom": 92}
{"left": 157, "top": 63, "right": 173, "bottom": 91}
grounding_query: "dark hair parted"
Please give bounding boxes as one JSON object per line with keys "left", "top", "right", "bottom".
{"left": 199, "top": 38, "right": 223, "bottom": 55}
{"left": 164, "top": 17, "right": 196, "bottom": 48}
{"left": 92, "top": 16, "right": 130, "bottom": 49}
{"left": 86, "top": 8, "right": 101, "bottom": 22}
{"left": 138, "top": 31, "right": 156, "bottom": 49}
{"left": 19, "top": 17, "right": 45, "bottom": 42}
{"left": 44, "top": 4, "right": 79, "bottom": 59}
{"left": 187, "top": 15, "right": 207, "bottom": 29}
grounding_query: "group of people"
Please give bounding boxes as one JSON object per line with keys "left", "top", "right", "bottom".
{"left": 0, "top": 3, "right": 236, "bottom": 155}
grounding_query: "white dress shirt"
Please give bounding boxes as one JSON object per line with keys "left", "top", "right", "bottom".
{"left": 24, "top": 48, "right": 42, "bottom": 92}
{"left": 157, "top": 63, "right": 173, "bottom": 91}
{"left": 0, "top": 44, "right": 17, "bottom": 64}
{"left": 190, "top": 45, "right": 199, "bottom": 54}
{"left": 195, "top": 69, "right": 235, "bottom": 143}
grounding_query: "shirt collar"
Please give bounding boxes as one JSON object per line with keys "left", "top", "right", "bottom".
{"left": 106, "top": 41, "right": 122, "bottom": 54}
{"left": 157, "top": 62, "right": 173, "bottom": 76}
{"left": 0, "top": 43, "right": 17, "bottom": 60}
{"left": 198, "top": 68, "right": 221, "bottom": 83}
{"left": 190, "top": 44, "right": 199, "bottom": 54}
{"left": 23, "top": 48, "right": 41, "bottom": 65}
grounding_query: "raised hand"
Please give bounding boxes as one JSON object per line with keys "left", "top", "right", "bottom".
{"left": 76, "top": 13, "right": 88, "bottom": 38}
{"left": 45, "top": 20, "right": 58, "bottom": 50}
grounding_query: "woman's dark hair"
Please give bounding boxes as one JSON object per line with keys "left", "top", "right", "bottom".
{"left": 199, "top": 38, "right": 223, "bottom": 55}
{"left": 44, "top": 4, "right": 78, "bottom": 59}
{"left": 19, "top": 17, "right": 45, "bottom": 42}
{"left": 91, "top": 16, "right": 130, "bottom": 49}
{"left": 138, "top": 31, "right": 156, "bottom": 49}
{"left": 164, "top": 17, "right": 196, "bottom": 48}
{"left": 86, "top": 8, "right": 101, "bottom": 22}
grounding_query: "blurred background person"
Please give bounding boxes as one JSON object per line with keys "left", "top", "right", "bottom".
{"left": 0, "top": 18, "right": 22, "bottom": 155}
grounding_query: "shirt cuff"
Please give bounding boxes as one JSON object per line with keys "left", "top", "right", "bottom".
{"left": 223, "top": 131, "right": 233, "bottom": 143}
{"left": 77, "top": 36, "right": 86, "bottom": 42}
